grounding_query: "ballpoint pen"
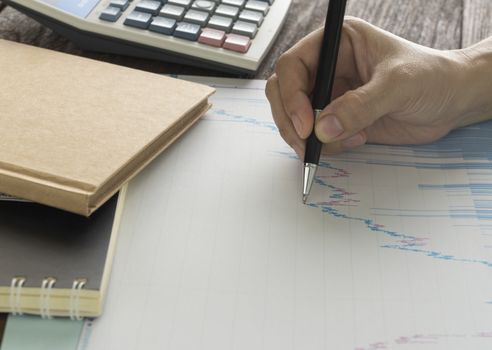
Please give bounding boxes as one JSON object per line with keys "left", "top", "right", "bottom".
{"left": 302, "top": 0, "right": 347, "bottom": 203}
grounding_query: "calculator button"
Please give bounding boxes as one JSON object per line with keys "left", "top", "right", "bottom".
{"left": 222, "top": 0, "right": 245, "bottom": 8}
{"left": 168, "top": 0, "right": 193, "bottom": 8}
{"left": 174, "top": 22, "right": 202, "bottom": 41}
{"left": 100, "top": 6, "right": 122, "bottom": 22}
{"left": 159, "top": 4, "right": 186, "bottom": 20}
{"left": 231, "top": 20, "right": 257, "bottom": 38}
{"left": 109, "top": 0, "right": 129, "bottom": 11}
{"left": 215, "top": 4, "right": 240, "bottom": 20}
{"left": 124, "top": 10, "right": 153, "bottom": 29}
{"left": 183, "top": 9, "right": 210, "bottom": 26}
{"left": 238, "top": 9, "right": 263, "bottom": 26}
{"left": 244, "top": 0, "right": 269, "bottom": 15}
{"left": 135, "top": 0, "right": 162, "bottom": 15}
{"left": 149, "top": 16, "right": 177, "bottom": 34}
{"left": 223, "top": 33, "right": 251, "bottom": 53}
{"left": 207, "top": 15, "right": 233, "bottom": 32}
{"left": 191, "top": 0, "right": 216, "bottom": 12}
{"left": 198, "top": 28, "right": 226, "bottom": 47}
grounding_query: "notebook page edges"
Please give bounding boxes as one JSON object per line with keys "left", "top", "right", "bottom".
{"left": 87, "top": 100, "right": 212, "bottom": 215}
{"left": 0, "top": 169, "right": 91, "bottom": 216}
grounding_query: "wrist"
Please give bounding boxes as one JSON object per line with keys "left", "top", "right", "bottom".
{"left": 453, "top": 40, "right": 492, "bottom": 128}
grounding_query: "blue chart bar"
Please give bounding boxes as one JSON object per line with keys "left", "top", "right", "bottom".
{"left": 208, "top": 96, "right": 492, "bottom": 271}
{"left": 360, "top": 122, "right": 492, "bottom": 223}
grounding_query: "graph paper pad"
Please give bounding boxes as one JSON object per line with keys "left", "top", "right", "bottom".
{"left": 82, "top": 78, "right": 492, "bottom": 350}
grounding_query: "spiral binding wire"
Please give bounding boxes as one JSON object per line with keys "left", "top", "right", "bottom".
{"left": 40, "top": 277, "right": 57, "bottom": 319}
{"left": 10, "top": 276, "right": 87, "bottom": 319}
{"left": 69, "top": 278, "right": 87, "bottom": 321}
{"left": 9, "top": 276, "right": 26, "bottom": 316}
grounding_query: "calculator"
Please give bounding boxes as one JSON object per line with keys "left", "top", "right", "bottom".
{"left": 5, "top": 0, "right": 292, "bottom": 75}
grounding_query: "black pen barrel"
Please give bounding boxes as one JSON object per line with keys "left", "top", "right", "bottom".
{"left": 304, "top": 132, "right": 323, "bottom": 164}
{"left": 311, "top": 0, "right": 347, "bottom": 110}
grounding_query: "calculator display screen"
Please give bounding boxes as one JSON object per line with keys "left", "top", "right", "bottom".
{"left": 39, "top": 0, "right": 100, "bottom": 18}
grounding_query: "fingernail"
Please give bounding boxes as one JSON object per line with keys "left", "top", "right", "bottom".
{"left": 342, "top": 133, "right": 365, "bottom": 148}
{"left": 291, "top": 114, "right": 303, "bottom": 137}
{"left": 318, "top": 115, "right": 344, "bottom": 141}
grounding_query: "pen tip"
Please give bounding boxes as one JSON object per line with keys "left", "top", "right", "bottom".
{"left": 302, "top": 195, "right": 308, "bottom": 204}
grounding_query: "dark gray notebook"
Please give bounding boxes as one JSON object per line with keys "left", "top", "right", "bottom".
{"left": 0, "top": 186, "right": 126, "bottom": 318}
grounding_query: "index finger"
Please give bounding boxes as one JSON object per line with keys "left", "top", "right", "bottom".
{"left": 275, "top": 25, "right": 357, "bottom": 140}
{"left": 275, "top": 29, "right": 321, "bottom": 139}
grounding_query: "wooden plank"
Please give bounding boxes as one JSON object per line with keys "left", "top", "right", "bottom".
{"left": 259, "top": 0, "right": 462, "bottom": 78}
{"left": 0, "top": 6, "right": 81, "bottom": 52}
{"left": 0, "top": 0, "right": 463, "bottom": 78}
{"left": 345, "top": 0, "right": 462, "bottom": 49}
{"left": 257, "top": 0, "right": 330, "bottom": 78}
{"left": 463, "top": 0, "right": 492, "bottom": 48}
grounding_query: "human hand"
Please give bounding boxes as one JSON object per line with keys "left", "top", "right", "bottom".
{"left": 266, "top": 17, "right": 489, "bottom": 158}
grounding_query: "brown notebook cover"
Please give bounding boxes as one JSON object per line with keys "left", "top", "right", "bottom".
{"left": 0, "top": 39, "right": 214, "bottom": 216}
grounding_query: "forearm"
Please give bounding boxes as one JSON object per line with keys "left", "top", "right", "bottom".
{"left": 455, "top": 37, "right": 492, "bottom": 127}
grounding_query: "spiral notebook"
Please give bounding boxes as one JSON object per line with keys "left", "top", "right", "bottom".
{"left": 0, "top": 185, "right": 127, "bottom": 319}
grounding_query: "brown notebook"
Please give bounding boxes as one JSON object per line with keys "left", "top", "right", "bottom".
{"left": 0, "top": 39, "right": 214, "bottom": 216}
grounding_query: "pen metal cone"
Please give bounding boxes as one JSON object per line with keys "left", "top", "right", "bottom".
{"left": 302, "top": 163, "right": 317, "bottom": 204}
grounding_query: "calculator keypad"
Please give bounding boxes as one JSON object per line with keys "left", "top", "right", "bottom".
{"left": 160, "top": 4, "right": 186, "bottom": 20}
{"left": 135, "top": 0, "right": 162, "bottom": 15}
{"left": 191, "top": 1, "right": 217, "bottom": 12}
{"left": 207, "top": 15, "right": 233, "bottom": 32}
{"left": 124, "top": 10, "right": 153, "bottom": 29}
{"left": 232, "top": 20, "right": 257, "bottom": 38}
{"left": 198, "top": 28, "right": 226, "bottom": 47}
{"left": 223, "top": 33, "right": 251, "bottom": 53}
{"left": 174, "top": 22, "right": 202, "bottom": 41}
{"left": 168, "top": 0, "right": 193, "bottom": 9}
{"left": 184, "top": 9, "right": 210, "bottom": 26}
{"left": 99, "top": 0, "right": 274, "bottom": 53}
{"left": 244, "top": 1, "right": 269, "bottom": 15}
{"left": 149, "top": 16, "right": 177, "bottom": 34}
{"left": 215, "top": 4, "right": 240, "bottom": 20}
{"left": 100, "top": 6, "right": 122, "bottom": 22}
{"left": 109, "top": 0, "right": 129, "bottom": 11}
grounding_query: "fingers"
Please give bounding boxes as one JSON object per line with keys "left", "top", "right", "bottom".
{"left": 270, "top": 19, "right": 374, "bottom": 143}
{"left": 266, "top": 15, "right": 409, "bottom": 157}
{"left": 266, "top": 74, "right": 305, "bottom": 158}
{"left": 265, "top": 28, "right": 326, "bottom": 158}
{"left": 315, "top": 73, "right": 402, "bottom": 144}
{"left": 274, "top": 29, "right": 323, "bottom": 139}
{"left": 321, "top": 131, "right": 368, "bottom": 155}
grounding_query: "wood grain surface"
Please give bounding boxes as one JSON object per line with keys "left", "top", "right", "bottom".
{"left": 0, "top": 0, "right": 490, "bottom": 343}
{"left": 346, "top": 0, "right": 462, "bottom": 49}
{"left": 0, "top": 0, "right": 482, "bottom": 78}
{"left": 463, "top": 0, "right": 492, "bottom": 47}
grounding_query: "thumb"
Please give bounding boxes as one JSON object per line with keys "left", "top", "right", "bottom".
{"left": 314, "top": 74, "right": 401, "bottom": 143}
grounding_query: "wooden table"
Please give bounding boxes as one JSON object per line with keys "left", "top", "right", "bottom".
{"left": 0, "top": 0, "right": 491, "bottom": 343}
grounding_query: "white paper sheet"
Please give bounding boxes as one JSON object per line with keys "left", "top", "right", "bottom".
{"left": 82, "top": 78, "right": 492, "bottom": 350}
